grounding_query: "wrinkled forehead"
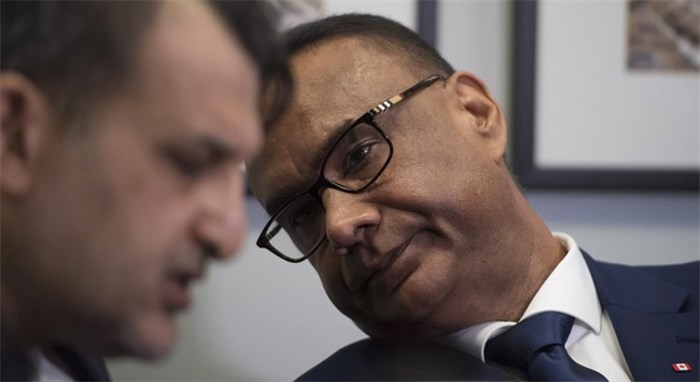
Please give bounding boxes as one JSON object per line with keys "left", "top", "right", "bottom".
{"left": 249, "top": 37, "right": 417, "bottom": 208}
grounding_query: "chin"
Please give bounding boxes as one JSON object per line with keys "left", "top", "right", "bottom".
{"left": 109, "top": 315, "right": 178, "bottom": 360}
{"left": 359, "top": 294, "right": 447, "bottom": 341}
{"left": 356, "top": 318, "right": 433, "bottom": 344}
{"left": 134, "top": 338, "right": 176, "bottom": 361}
{"left": 377, "top": 289, "right": 441, "bottom": 322}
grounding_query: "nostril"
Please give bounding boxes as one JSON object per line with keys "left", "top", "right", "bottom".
{"left": 199, "top": 241, "right": 218, "bottom": 259}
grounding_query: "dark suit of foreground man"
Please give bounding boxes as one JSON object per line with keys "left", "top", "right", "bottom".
{"left": 248, "top": 14, "right": 699, "bottom": 381}
{"left": 1, "top": 1, "right": 289, "bottom": 380}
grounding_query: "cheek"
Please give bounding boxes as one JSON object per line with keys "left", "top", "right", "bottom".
{"left": 388, "top": 128, "right": 465, "bottom": 185}
{"left": 73, "top": 191, "right": 170, "bottom": 296}
{"left": 106, "top": 141, "right": 197, "bottom": 255}
{"left": 313, "top": 251, "right": 357, "bottom": 312}
{"left": 23, "top": 173, "right": 171, "bottom": 340}
{"left": 372, "top": 235, "right": 461, "bottom": 318}
{"left": 313, "top": 251, "right": 340, "bottom": 294}
{"left": 403, "top": 252, "right": 459, "bottom": 300}
{"left": 386, "top": 130, "right": 499, "bottom": 219}
{"left": 64, "top": 150, "right": 189, "bottom": 302}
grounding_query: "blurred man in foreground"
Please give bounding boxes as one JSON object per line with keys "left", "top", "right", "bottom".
{"left": 1, "top": 1, "right": 289, "bottom": 380}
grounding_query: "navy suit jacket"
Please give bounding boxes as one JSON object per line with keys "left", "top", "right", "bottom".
{"left": 297, "top": 338, "right": 510, "bottom": 381}
{"left": 1, "top": 342, "right": 110, "bottom": 381}
{"left": 583, "top": 253, "right": 699, "bottom": 381}
{"left": 298, "top": 254, "right": 699, "bottom": 381}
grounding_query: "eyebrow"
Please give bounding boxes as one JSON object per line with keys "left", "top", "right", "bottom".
{"left": 163, "top": 131, "right": 240, "bottom": 165}
{"left": 316, "top": 116, "right": 359, "bottom": 165}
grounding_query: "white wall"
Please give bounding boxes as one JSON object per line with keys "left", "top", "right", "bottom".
{"left": 109, "top": 1, "right": 699, "bottom": 380}
{"left": 325, "top": 0, "right": 416, "bottom": 26}
{"left": 438, "top": 0, "right": 511, "bottom": 118}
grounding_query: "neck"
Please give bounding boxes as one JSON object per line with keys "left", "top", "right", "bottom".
{"left": 1, "top": 278, "right": 50, "bottom": 351}
{"left": 1, "top": 281, "right": 22, "bottom": 345}
{"left": 500, "top": 187, "right": 566, "bottom": 322}
{"left": 446, "top": 179, "right": 567, "bottom": 329}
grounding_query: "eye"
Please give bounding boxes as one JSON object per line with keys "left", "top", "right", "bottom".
{"left": 274, "top": 193, "right": 323, "bottom": 254}
{"left": 323, "top": 122, "right": 389, "bottom": 187}
{"left": 342, "top": 141, "right": 377, "bottom": 177}
{"left": 169, "top": 154, "right": 207, "bottom": 179}
{"left": 288, "top": 200, "right": 317, "bottom": 228}
{"left": 161, "top": 147, "right": 209, "bottom": 180}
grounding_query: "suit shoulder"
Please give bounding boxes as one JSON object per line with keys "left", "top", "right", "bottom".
{"left": 587, "top": 253, "right": 698, "bottom": 313}
{"left": 636, "top": 261, "right": 699, "bottom": 285}
{"left": 636, "top": 261, "right": 699, "bottom": 312}
{"left": 296, "top": 338, "right": 510, "bottom": 381}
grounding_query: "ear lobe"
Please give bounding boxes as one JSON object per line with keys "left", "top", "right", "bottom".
{"left": 448, "top": 71, "right": 508, "bottom": 162}
{"left": 1, "top": 72, "right": 52, "bottom": 197}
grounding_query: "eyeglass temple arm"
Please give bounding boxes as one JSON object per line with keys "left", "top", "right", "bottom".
{"left": 368, "top": 75, "right": 444, "bottom": 117}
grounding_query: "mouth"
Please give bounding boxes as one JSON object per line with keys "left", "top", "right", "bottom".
{"left": 162, "top": 269, "right": 203, "bottom": 313}
{"left": 351, "top": 237, "right": 416, "bottom": 294}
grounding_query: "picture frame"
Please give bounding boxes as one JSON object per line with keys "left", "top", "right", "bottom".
{"left": 511, "top": 0, "right": 699, "bottom": 191}
{"left": 417, "top": 0, "right": 438, "bottom": 47}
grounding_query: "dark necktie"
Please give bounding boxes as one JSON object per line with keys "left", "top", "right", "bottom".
{"left": 484, "top": 312, "right": 608, "bottom": 381}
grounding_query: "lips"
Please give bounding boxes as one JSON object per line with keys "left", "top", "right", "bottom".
{"left": 162, "top": 269, "right": 203, "bottom": 312}
{"left": 369, "top": 241, "right": 418, "bottom": 292}
{"left": 347, "top": 237, "right": 414, "bottom": 293}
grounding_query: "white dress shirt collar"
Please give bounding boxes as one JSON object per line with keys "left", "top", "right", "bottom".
{"left": 438, "top": 232, "right": 602, "bottom": 361}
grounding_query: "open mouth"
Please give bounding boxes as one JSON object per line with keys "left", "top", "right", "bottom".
{"left": 162, "top": 270, "right": 201, "bottom": 312}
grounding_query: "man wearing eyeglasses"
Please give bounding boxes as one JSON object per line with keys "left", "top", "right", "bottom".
{"left": 248, "top": 14, "right": 698, "bottom": 382}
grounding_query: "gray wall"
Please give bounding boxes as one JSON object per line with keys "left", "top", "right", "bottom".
{"left": 109, "top": 1, "right": 699, "bottom": 380}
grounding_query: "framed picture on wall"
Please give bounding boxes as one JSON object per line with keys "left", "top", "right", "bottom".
{"left": 511, "top": 0, "right": 699, "bottom": 191}
{"left": 270, "top": 0, "right": 435, "bottom": 37}
{"left": 271, "top": 0, "right": 324, "bottom": 30}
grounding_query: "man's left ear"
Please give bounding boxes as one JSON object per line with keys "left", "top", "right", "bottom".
{"left": 446, "top": 71, "right": 507, "bottom": 162}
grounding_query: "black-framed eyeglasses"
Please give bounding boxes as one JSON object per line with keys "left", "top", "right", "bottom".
{"left": 257, "top": 74, "right": 445, "bottom": 263}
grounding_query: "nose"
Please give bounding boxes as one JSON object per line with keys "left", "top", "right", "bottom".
{"left": 322, "top": 188, "right": 381, "bottom": 254}
{"left": 194, "top": 167, "right": 247, "bottom": 261}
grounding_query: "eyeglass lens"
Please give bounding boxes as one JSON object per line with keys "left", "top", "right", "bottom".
{"left": 267, "top": 121, "right": 391, "bottom": 260}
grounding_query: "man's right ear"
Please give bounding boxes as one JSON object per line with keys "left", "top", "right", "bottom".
{"left": 0, "top": 72, "right": 52, "bottom": 197}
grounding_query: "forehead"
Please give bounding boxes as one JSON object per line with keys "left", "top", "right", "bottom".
{"left": 141, "top": 1, "right": 258, "bottom": 90}
{"left": 291, "top": 37, "right": 419, "bottom": 132}
{"left": 123, "top": 0, "right": 260, "bottom": 155}
{"left": 250, "top": 37, "right": 418, "bottom": 205}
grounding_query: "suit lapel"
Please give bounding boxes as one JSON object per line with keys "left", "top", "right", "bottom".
{"left": 1, "top": 339, "right": 36, "bottom": 381}
{"left": 51, "top": 345, "right": 111, "bottom": 381}
{"left": 0, "top": 342, "right": 111, "bottom": 381}
{"left": 584, "top": 253, "right": 699, "bottom": 381}
{"left": 606, "top": 307, "right": 698, "bottom": 381}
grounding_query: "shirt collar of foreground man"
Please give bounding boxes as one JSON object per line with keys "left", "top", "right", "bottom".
{"left": 249, "top": 13, "right": 699, "bottom": 382}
